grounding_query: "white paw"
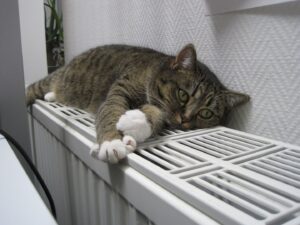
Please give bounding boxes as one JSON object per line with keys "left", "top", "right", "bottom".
{"left": 90, "top": 136, "right": 136, "bottom": 163}
{"left": 44, "top": 92, "right": 56, "bottom": 102}
{"left": 116, "top": 109, "right": 152, "bottom": 143}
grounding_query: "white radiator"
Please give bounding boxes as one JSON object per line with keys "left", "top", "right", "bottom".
{"left": 29, "top": 100, "right": 300, "bottom": 225}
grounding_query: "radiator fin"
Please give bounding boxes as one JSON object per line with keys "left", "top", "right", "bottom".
{"left": 32, "top": 118, "right": 153, "bottom": 225}
{"left": 32, "top": 101, "right": 300, "bottom": 225}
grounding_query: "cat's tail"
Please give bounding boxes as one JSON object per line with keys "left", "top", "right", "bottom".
{"left": 25, "top": 67, "right": 64, "bottom": 106}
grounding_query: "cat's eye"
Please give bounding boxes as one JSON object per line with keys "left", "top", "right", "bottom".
{"left": 177, "top": 89, "right": 189, "bottom": 104}
{"left": 198, "top": 109, "right": 214, "bottom": 119}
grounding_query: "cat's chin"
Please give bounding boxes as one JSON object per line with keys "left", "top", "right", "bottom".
{"left": 178, "top": 126, "right": 192, "bottom": 131}
{"left": 166, "top": 123, "right": 189, "bottom": 131}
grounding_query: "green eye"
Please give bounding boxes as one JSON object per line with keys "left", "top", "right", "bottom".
{"left": 177, "top": 89, "right": 189, "bottom": 104}
{"left": 198, "top": 109, "right": 214, "bottom": 119}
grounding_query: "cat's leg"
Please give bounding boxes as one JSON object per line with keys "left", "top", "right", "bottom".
{"left": 116, "top": 104, "right": 165, "bottom": 143}
{"left": 90, "top": 94, "right": 137, "bottom": 163}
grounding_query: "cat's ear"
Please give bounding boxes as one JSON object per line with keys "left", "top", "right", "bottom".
{"left": 171, "top": 44, "right": 197, "bottom": 70}
{"left": 222, "top": 90, "right": 250, "bottom": 108}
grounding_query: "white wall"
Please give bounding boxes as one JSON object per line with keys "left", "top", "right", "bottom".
{"left": 0, "top": 0, "right": 31, "bottom": 155}
{"left": 18, "top": 0, "right": 48, "bottom": 86}
{"left": 62, "top": 0, "right": 300, "bottom": 145}
{"left": 0, "top": 0, "right": 47, "bottom": 156}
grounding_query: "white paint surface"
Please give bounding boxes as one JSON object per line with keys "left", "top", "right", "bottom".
{"left": 205, "top": 0, "right": 298, "bottom": 15}
{"left": 0, "top": 138, "right": 57, "bottom": 225}
{"left": 18, "top": 0, "right": 48, "bottom": 86}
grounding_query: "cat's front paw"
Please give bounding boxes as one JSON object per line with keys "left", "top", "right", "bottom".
{"left": 44, "top": 92, "right": 56, "bottom": 102}
{"left": 90, "top": 135, "right": 136, "bottom": 163}
{"left": 116, "top": 109, "right": 152, "bottom": 143}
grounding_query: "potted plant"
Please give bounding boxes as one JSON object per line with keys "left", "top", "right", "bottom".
{"left": 44, "top": 0, "right": 64, "bottom": 73}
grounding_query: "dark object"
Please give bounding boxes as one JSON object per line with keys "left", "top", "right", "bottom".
{"left": 44, "top": 0, "right": 64, "bottom": 73}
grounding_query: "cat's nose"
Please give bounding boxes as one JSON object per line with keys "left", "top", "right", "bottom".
{"left": 181, "top": 114, "right": 191, "bottom": 123}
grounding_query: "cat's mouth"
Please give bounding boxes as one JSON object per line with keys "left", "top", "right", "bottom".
{"left": 181, "top": 122, "right": 191, "bottom": 130}
{"left": 167, "top": 112, "right": 192, "bottom": 131}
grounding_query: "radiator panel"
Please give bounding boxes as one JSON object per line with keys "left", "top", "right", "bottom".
{"left": 31, "top": 119, "right": 153, "bottom": 225}
{"left": 32, "top": 119, "right": 72, "bottom": 225}
{"left": 30, "top": 100, "right": 300, "bottom": 225}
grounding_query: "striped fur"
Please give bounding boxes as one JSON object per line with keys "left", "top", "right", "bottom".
{"left": 26, "top": 44, "right": 250, "bottom": 149}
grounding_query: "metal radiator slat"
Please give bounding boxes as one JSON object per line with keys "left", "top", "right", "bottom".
{"left": 31, "top": 117, "right": 154, "bottom": 225}
{"left": 29, "top": 100, "right": 300, "bottom": 225}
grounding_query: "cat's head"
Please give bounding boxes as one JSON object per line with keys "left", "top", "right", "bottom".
{"left": 148, "top": 44, "right": 250, "bottom": 130}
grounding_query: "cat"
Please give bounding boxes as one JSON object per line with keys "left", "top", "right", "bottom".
{"left": 26, "top": 44, "right": 250, "bottom": 163}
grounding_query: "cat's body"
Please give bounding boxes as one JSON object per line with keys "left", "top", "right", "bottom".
{"left": 26, "top": 44, "right": 249, "bottom": 163}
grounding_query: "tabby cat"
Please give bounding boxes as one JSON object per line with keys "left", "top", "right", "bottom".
{"left": 26, "top": 44, "right": 250, "bottom": 163}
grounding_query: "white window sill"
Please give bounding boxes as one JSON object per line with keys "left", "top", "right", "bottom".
{"left": 0, "top": 136, "right": 57, "bottom": 225}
